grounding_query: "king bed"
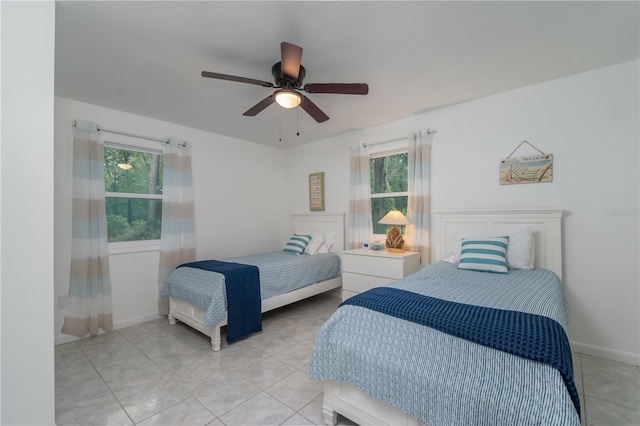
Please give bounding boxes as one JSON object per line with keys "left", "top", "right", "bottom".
{"left": 162, "top": 213, "right": 344, "bottom": 351}
{"left": 310, "top": 209, "right": 580, "bottom": 426}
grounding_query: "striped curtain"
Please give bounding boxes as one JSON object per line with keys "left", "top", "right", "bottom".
{"left": 62, "top": 121, "right": 113, "bottom": 337}
{"left": 348, "top": 143, "right": 373, "bottom": 249}
{"left": 405, "top": 130, "right": 433, "bottom": 265}
{"left": 158, "top": 138, "right": 196, "bottom": 315}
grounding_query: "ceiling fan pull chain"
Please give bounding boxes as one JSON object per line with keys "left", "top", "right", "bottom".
{"left": 279, "top": 110, "right": 282, "bottom": 142}
{"left": 297, "top": 107, "right": 300, "bottom": 136}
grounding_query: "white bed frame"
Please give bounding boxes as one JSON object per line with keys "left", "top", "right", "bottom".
{"left": 321, "top": 209, "right": 564, "bottom": 426}
{"left": 168, "top": 212, "right": 345, "bottom": 351}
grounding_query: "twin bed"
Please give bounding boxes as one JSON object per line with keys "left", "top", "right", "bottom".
{"left": 311, "top": 209, "right": 579, "bottom": 426}
{"left": 162, "top": 209, "right": 579, "bottom": 426}
{"left": 162, "top": 213, "right": 344, "bottom": 351}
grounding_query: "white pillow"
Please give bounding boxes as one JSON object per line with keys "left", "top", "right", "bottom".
{"left": 457, "top": 237, "right": 509, "bottom": 274}
{"left": 445, "top": 224, "right": 534, "bottom": 270}
{"left": 304, "top": 233, "right": 326, "bottom": 255}
{"left": 316, "top": 231, "right": 336, "bottom": 254}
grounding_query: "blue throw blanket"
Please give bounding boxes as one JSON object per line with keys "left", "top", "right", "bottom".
{"left": 178, "top": 260, "right": 261, "bottom": 343}
{"left": 341, "top": 286, "right": 580, "bottom": 417}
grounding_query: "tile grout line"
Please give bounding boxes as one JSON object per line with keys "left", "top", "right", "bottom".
{"left": 99, "top": 327, "right": 207, "bottom": 426}
{"left": 65, "top": 331, "right": 137, "bottom": 426}
{"left": 61, "top": 296, "right": 638, "bottom": 426}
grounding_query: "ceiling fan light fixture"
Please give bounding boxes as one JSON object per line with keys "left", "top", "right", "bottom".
{"left": 201, "top": 41, "right": 368, "bottom": 122}
{"left": 274, "top": 90, "right": 302, "bottom": 108}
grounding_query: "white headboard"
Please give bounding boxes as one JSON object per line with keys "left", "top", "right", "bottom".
{"left": 292, "top": 213, "right": 345, "bottom": 254}
{"left": 432, "top": 210, "right": 564, "bottom": 280}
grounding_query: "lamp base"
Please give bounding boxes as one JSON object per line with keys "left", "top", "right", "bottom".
{"left": 386, "top": 247, "right": 405, "bottom": 254}
{"left": 385, "top": 226, "right": 405, "bottom": 253}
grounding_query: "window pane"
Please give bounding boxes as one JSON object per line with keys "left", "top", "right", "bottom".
{"left": 104, "top": 146, "right": 163, "bottom": 243}
{"left": 106, "top": 197, "right": 162, "bottom": 242}
{"left": 104, "top": 147, "right": 163, "bottom": 195}
{"left": 372, "top": 196, "right": 408, "bottom": 235}
{"left": 370, "top": 153, "right": 408, "bottom": 194}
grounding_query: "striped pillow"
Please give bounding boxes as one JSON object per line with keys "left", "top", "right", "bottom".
{"left": 458, "top": 236, "right": 509, "bottom": 274}
{"left": 282, "top": 234, "right": 312, "bottom": 255}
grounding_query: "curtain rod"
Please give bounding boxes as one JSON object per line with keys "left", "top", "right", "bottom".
{"left": 72, "top": 120, "right": 187, "bottom": 147}
{"left": 363, "top": 136, "right": 405, "bottom": 148}
{"left": 363, "top": 128, "right": 437, "bottom": 148}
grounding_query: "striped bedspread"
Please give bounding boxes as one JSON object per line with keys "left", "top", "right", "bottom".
{"left": 161, "top": 252, "right": 340, "bottom": 327}
{"left": 310, "top": 261, "right": 581, "bottom": 426}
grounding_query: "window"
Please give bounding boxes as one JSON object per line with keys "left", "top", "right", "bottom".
{"left": 104, "top": 144, "right": 163, "bottom": 243}
{"left": 370, "top": 150, "right": 408, "bottom": 236}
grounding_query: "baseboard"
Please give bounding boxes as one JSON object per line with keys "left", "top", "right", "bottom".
{"left": 113, "top": 313, "right": 162, "bottom": 330}
{"left": 55, "top": 312, "right": 162, "bottom": 346}
{"left": 55, "top": 334, "right": 82, "bottom": 346}
{"left": 571, "top": 341, "right": 640, "bottom": 366}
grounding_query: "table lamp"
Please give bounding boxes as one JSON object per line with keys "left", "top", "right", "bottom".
{"left": 378, "top": 210, "right": 410, "bottom": 253}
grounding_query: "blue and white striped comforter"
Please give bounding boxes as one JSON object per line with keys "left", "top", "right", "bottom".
{"left": 310, "top": 261, "right": 580, "bottom": 426}
{"left": 161, "top": 252, "right": 340, "bottom": 327}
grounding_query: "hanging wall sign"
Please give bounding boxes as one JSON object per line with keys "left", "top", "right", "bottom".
{"left": 309, "top": 172, "right": 325, "bottom": 211}
{"left": 500, "top": 141, "right": 553, "bottom": 185}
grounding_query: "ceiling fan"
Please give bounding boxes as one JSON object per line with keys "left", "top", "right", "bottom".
{"left": 201, "top": 42, "right": 369, "bottom": 123}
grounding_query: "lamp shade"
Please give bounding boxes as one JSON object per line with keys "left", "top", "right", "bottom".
{"left": 378, "top": 210, "right": 410, "bottom": 225}
{"left": 274, "top": 90, "right": 302, "bottom": 108}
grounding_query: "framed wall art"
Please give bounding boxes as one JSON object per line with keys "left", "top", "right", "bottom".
{"left": 309, "top": 172, "right": 325, "bottom": 211}
{"left": 500, "top": 141, "right": 553, "bottom": 185}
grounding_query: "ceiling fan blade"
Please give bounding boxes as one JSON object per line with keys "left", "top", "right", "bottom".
{"left": 202, "top": 71, "right": 274, "bottom": 88}
{"left": 243, "top": 95, "right": 275, "bottom": 116}
{"left": 281, "top": 42, "right": 303, "bottom": 79}
{"left": 300, "top": 95, "right": 329, "bottom": 123}
{"left": 304, "top": 83, "right": 369, "bottom": 95}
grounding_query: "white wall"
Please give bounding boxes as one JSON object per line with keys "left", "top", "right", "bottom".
{"left": 284, "top": 115, "right": 417, "bottom": 220}
{"left": 285, "top": 60, "right": 640, "bottom": 365}
{"left": 1, "top": 5, "right": 4, "bottom": 420}
{"left": 54, "top": 98, "right": 286, "bottom": 343}
{"left": 1, "top": 1, "right": 56, "bottom": 424}
{"left": 426, "top": 61, "right": 639, "bottom": 365}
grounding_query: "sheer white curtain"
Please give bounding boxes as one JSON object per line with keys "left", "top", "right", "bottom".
{"left": 405, "top": 130, "right": 433, "bottom": 265}
{"left": 158, "top": 138, "right": 196, "bottom": 315}
{"left": 62, "top": 120, "right": 113, "bottom": 337}
{"left": 348, "top": 143, "right": 373, "bottom": 249}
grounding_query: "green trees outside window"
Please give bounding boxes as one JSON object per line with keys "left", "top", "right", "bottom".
{"left": 370, "top": 152, "right": 408, "bottom": 235}
{"left": 104, "top": 147, "right": 163, "bottom": 242}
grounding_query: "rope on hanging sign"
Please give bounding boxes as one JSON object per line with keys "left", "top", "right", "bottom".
{"left": 503, "top": 140, "right": 550, "bottom": 163}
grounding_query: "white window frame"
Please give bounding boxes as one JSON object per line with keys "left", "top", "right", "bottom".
{"left": 103, "top": 134, "right": 164, "bottom": 255}
{"left": 369, "top": 144, "right": 409, "bottom": 240}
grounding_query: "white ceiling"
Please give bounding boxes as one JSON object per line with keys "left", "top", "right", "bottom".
{"left": 55, "top": 1, "right": 639, "bottom": 148}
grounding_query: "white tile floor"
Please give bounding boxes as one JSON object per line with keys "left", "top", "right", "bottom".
{"left": 56, "top": 293, "right": 640, "bottom": 426}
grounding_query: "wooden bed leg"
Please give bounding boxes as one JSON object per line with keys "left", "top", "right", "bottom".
{"left": 322, "top": 404, "right": 337, "bottom": 426}
{"left": 211, "top": 325, "right": 221, "bottom": 351}
{"left": 168, "top": 313, "right": 176, "bottom": 326}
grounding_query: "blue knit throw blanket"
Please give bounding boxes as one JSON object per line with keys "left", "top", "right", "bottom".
{"left": 179, "top": 260, "right": 261, "bottom": 343}
{"left": 341, "top": 287, "right": 580, "bottom": 417}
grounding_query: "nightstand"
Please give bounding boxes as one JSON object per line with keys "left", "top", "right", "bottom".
{"left": 341, "top": 249, "right": 421, "bottom": 301}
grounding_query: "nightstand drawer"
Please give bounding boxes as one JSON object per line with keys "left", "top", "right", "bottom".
{"left": 343, "top": 272, "right": 394, "bottom": 293}
{"left": 343, "top": 254, "right": 407, "bottom": 279}
{"left": 340, "top": 249, "right": 420, "bottom": 301}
